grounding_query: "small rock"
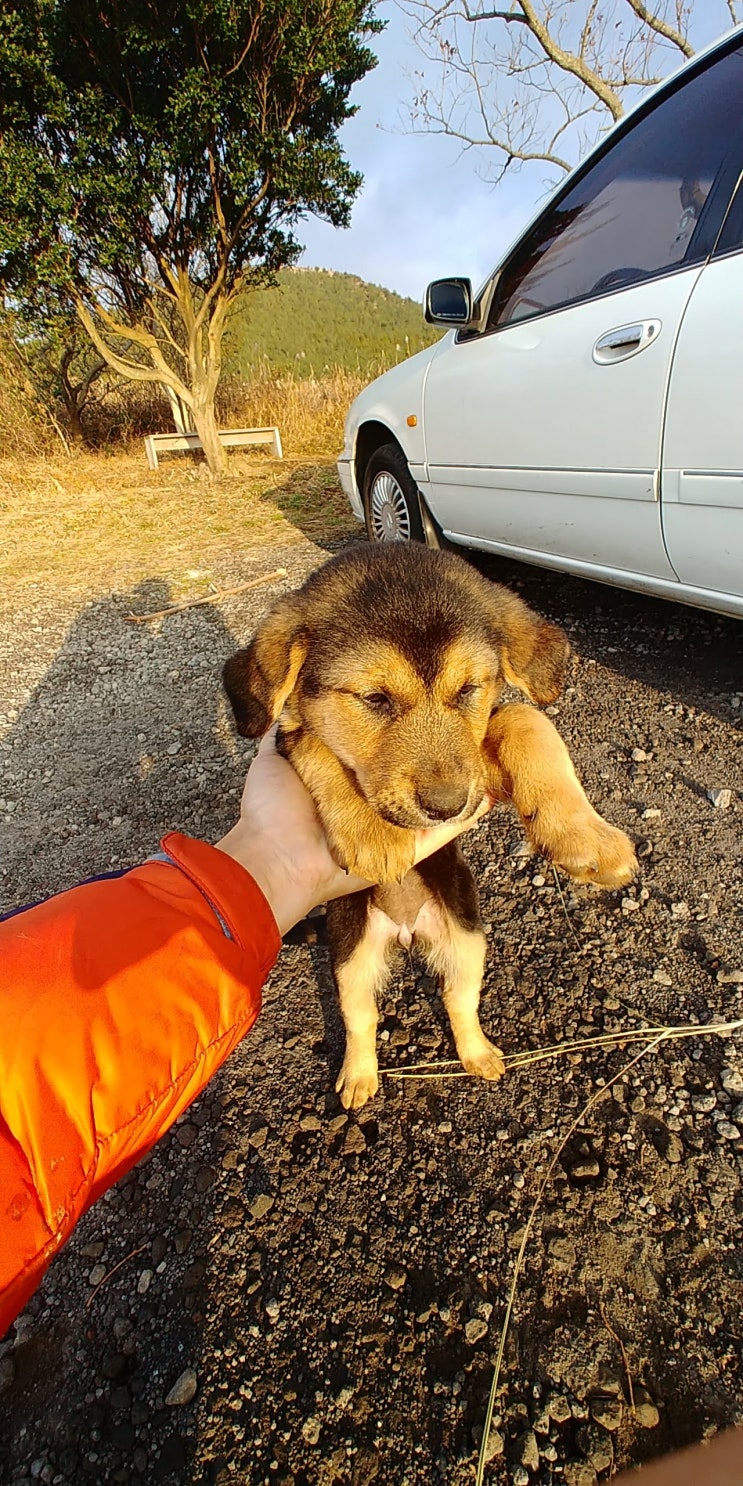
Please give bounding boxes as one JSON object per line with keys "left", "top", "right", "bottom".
{"left": 248, "top": 1126, "right": 269, "bottom": 1149}
{"left": 343, "top": 1124, "right": 367, "bottom": 1156}
{"left": 642, "top": 807, "right": 661, "bottom": 820}
{"left": 633, "top": 1385, "right": 660, "bottom": 1429}
{"left": 707, "top": 788, "right": 732, "bottom": 810}
{"left": 175, "top": 1122, "right": 197, "bottom": 1148}
{"left": 248, "top": 1193, "right": 275, "bottom": 1221}
{"left": 564, "top": 1462, "right": 597, "bottom": 1486}
{"left": 721, "top": 1066, "right": 743, "bottom": 1096}
{"left": 165, "top": 1367, "right": 197, "bottom": 1406}
{"left": 671, "top": 901, "right": 690, "bottom": 920}
{"left": 716, "top": 1120, "right": 740, "bottom": 1142}
{"left": 589, "top": 1393, "right": 622, "bottom": 1431}
{"left": 692, "top": 1094, "right": 717, "bottom": 1113}
{"left": 532, "top": 874, "right": 546, "bottom": 888}
{"left": 718, "top": 969, "right": 743, "bottom": 985}
{"left": 653, "top": 969, "right": 673, "bottom": 985}
{"left": 481, "top": 1428, "right": 504, "bottom": 1461}
{"left": 622, "top": 897, "right": 641, "bottom": 912}
{"left": 514, "top": 1429, "right": 539, "bottom": 1471}
{"left": 88, "top": 1264, "right": 107, "bottom": 1287}
{"left": 576, "top": 1423, "right": 613, "bottom": 1473}
{"left": 632, "top": 748, "right": 648, "bottom": 762}
{"left": 299, "top": 1114, "right": 321, "bottom": 1131}
{"left": 265, "top": 1298, "right": 280, "bottom": 1320}
{"left": 137, "top": 1269, "right": 153, "bottom": 1295}
{"left": 465, "top": 1317, "right": 489, "bottom": 1345}
{"left": 569, "top": 1158, "right": 601, "bottom": 1180}
{"left": 383, "top": 1263, "right": 407, "bottom": 1292}
{"left": 548, "top": 1237, "right": 576, "bottom": 1267}
{"left": 302, "top": 1415, "right": 322, "bottom": 1445}
{"left": 511, "top": 1468, "right": 529, "bottom": 1486}
{"left": 79, "top": 1241, "right": 105, "bottom": 1260}
{"left": 733, "top": 1101, "right": 743, "bottom": 1124}
{"left": 327, "top": 1113, "right": 348, "bottom": 1134}
{"left": 547, "top": 1392, "right": 573, "bottom": 1424}
{"left": 665, "top": 1133, "right": 684, "bottom": 1163}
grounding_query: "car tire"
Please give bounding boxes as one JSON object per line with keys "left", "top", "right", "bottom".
{"left": 363, "top": 444, "right": 425, "bottom": 544}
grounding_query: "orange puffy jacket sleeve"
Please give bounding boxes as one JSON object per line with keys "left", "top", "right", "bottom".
{"left": 0, "top": 832, "right": 281, "bottom": 1338}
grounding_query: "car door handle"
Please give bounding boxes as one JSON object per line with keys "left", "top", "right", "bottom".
{"left": 593, "top": 320, "right": 661, "bottom": 364}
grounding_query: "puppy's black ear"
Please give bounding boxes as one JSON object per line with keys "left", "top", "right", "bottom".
{"left": 223, "top": 597, "right": 307, "bottom": 737}
{"left": 490, "top": 588, "right": 570, "bottom": 704}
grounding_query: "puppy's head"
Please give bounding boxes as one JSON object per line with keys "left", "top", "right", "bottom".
{"left": 223, "top": 545, "right": 569, "bottom": 827}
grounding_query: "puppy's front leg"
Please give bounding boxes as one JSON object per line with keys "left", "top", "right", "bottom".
{"left": 484, "top": 704, "right": 636, "bottom": 887}
{"left": 281, "top": 727, "right": 416, "bottom": 884}
{"left": 328, "top": 896, "right": 394, "bottom": 1110}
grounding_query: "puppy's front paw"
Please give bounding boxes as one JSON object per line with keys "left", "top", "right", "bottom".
{"left": 328, "top": 819, "right": 415, "bottom": 886}
{"left": 546, "top": 811, "right": 637, "bottom": 888}
{"left": 458, "top": 1035, "right": 506, "bottom": 1082}
{"left": 335, "top": 1053, "right": 380, "bottom": 1110}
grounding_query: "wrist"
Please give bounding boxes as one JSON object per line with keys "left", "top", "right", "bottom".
{"left": 215, "top": 820, "right": 315, "bottom": 937}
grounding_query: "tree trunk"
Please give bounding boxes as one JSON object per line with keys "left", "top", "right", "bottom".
{"left": 64, "top": 399, "right": 86, "bottom": 444}
{"left": 191, "top": 393, "right": 227, "bottom": 476}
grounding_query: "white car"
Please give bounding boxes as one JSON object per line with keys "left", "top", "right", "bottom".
{"left": 338, "top": 25, "right": 743, "bottom": 620}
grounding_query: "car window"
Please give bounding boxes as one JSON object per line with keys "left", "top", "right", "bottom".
{"left": 715, "top": 175, "right": 743, "bottom": 257}
{"left": 487, "top": 41, "right": 743, "bottom": 330}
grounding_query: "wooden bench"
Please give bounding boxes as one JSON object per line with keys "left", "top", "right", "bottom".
{"left": 143, "top": 425, "right": 283, "bottom": 471}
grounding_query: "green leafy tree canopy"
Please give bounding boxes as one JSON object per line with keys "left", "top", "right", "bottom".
{"left": 0, "top": 0, "right": 380, "bottom": 470}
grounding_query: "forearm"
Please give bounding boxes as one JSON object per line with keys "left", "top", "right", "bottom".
{"left": 0, "top": 833, "right": 280, "bottom": 1337}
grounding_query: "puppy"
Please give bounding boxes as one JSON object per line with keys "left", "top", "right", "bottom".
{"left": 224, "top": 544, "right": 635, "bottom": 1109}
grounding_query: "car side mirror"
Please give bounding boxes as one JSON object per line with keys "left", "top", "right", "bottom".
{"left": 424, "top": 277, "right": 475, "bottom": 327}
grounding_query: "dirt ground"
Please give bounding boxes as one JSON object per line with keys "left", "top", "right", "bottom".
{"left": 1, "top": 454, "right": 742, "bottom": 1486}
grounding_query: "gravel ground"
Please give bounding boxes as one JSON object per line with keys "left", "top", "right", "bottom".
{"left": 1, "top": 535, "right": 742, "bottom": 1486}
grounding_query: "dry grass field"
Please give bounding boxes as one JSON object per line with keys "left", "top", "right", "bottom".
{"left": 0, "top": 367, "right": 363, "bottom": 595}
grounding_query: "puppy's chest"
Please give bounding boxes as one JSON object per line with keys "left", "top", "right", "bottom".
{"left": 370, "top": 876, "right": 443, "bottom": 951}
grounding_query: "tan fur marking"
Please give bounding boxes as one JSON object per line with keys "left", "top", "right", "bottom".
{"left": 423, "top": 916, "right": 505, "bottom": 1081}
{"left": 335, "top": 909, "right": 397, "bottom": 1110}
{"left": 271, "top": 640, "right": 307, "bottom": 722}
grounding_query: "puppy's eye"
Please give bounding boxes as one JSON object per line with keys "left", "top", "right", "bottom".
{"left": 362, "top": 691, "right": 393, "bottom": 715}
{"left": 455, "top": 683, "right": 480, "bottom": 704}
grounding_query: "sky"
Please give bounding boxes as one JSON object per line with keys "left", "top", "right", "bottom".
{"left": 298, "top": 1, "right": 739, "bottom": 304}
{"left": 298, "top": 3, "right": 546, "bottom": 302}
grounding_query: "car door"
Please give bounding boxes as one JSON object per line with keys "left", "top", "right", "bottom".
{"left": 422, "top": 37, "right": 743, "bottom": 584}
{"left": 661, "top": 187, "right": 743, "bottom": 603}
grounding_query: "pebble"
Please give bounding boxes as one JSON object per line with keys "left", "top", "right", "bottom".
{"left": 570, "top": 1158, "right": 600, "bottom": 1180}
{"left": 665, "top": 1133, "right": 684, "bottom": 1164}
{"left": 716, "top": 1121, "right": 740, "bottom": 1142}
{"left": 642, "top": 807, "right": 661, "bottom": 819}
{"left": 88, "top": 1264, "right": 107, "bottom": 1286}
{"left": 511, "top": 1468, "right": 529, "bottom": 1486}
{"left": 547, "top": 1393, "right": 573, "bottom": 1424}
{"left": 671, "top": 901, "right": 690, "bottom": 919}
{"left": 721, "top": 1066, "right": 743, "bottom": 1096}
{"left": 343, "top": 1124, "right": 367, "bottom": 1155}
{"left": 692, "top": 1094, "right": 717, "bottom": 1113}
{"left": 164, "top": 1367, "right": 197, "bottom": 1406}
{"left": 532, "top": 874, "right": 546, "bottom": 888}
{"left": 299, "top": 1114, "right": 321, "bottom": 1131}
{"left": 513, "top": 1429, "right": 539, "bottom": 1471}
{"left": 302, "top": 1415, "right": 322, "bottom": 1445}
{"left": 622, "top": 897, "right": 641, "bottom": 912}
{"left": 718, "top": 969, "right": 743, "bottom": 984}
{"left": 632, "top": 748, "right": 648, "bottom": 762}
{"left": 136, "top": 1269, "right": 153, "bottom": 1295}
{"left": 481, "top": 1428, "right": 504, "bottom": 1461}
{"left": 576, "top": 1423, "right": 613, "bottom": 1473}
{"left": 564, "top": 1462, "right": 597, "bottom": 1486}
{"left": 265, "top": 1298, "right": 280, "bottom": 1320}
{"left": 633, "top": 1385, "right": 660, "bottom": 1429}
{"left": 248, "top": 1126, "right": 269, "bottom": 1149}
{"left": 548, "top": 1237, "right": 576, "bottom": 1267}
{"left": 653, "top": 969, "right": 673, "bottom": 985}
{"left": 383, "top": 1263, "right": 407, "bottom": 1292}
{"left": 708, "top": 787, "right": 732, "bottom": 809}
{"left": 589, "top": 1394, "right": 622, "bottom": 1431}
{"left": 464, "top": 1318, "right": 489, "bottom": 1345}
{"left": 248, "top": 1193, "right": 275, "bottom": 1220}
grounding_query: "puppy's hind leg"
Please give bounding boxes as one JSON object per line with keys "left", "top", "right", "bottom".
{"left": 328, "top": 895, "right": 394, "bottom": 1111}
{"left": 418, "top": 849, "right": 505, "bottom": 1083}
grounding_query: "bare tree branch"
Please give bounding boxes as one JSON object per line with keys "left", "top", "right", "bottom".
{"left": 623, "top": 0, "right": 694, "bottom": 56}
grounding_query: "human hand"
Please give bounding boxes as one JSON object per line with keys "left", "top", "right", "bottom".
{"left": 215, "top": 727, "right": 492, "bottom": 935}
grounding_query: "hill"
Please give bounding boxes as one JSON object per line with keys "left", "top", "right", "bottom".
{"left": 225, "top": 267, "right": 439, "bottom": 377}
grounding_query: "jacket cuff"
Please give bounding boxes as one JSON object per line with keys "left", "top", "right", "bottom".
{"left": 159, "top": 831, "right": 281, "bottom": 974}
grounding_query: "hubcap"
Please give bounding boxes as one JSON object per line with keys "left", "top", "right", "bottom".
{"left": 369, "top": 471, "right": 411, "bottom": 542}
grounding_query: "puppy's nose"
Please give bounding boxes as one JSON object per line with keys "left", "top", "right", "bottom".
{"left": 416, "top": 782, "right": 470, "bottom": 821}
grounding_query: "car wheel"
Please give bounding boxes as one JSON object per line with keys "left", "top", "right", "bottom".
{"left": 363, "top": 444, "right": 425, "bottom": 544}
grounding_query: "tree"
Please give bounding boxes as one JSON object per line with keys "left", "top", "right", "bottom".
{"left": 403, "top": 0, "right": 741, "bottom": 185}
{"left": 0, "top": 0, "right": 380, "bottom": 473}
